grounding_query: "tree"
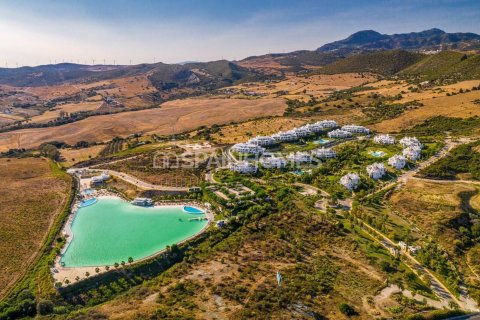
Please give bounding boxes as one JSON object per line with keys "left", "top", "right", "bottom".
{"left": 121, "top": 261, "right": 126, "bottom": 267}
{"left": 37, "top": 299, "right": 54, "bottom": 315}
{"left": 339, "top": 303, "right": 356, "bottom": 316}
{"left": 128, "top": 257, "right": 134, "bottom": 264}
{"left": 39, "top": 144, "right": 60, "bottom": 160}
{"left": 85, "top": 272, "right": 90, "bottom": 277}
{"left": 95, "top": 267, "right": 100, "bottom": 273}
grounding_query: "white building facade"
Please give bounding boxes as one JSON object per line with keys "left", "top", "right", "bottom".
{"left": 312, "top": 148, "right": 337, "bottom": 159}
{"left": 374, "top": 134, "right": 396, "bottom": 145}
{"left": 231, "top": 143, "right": 265, "bottom": 155}
{"left": 388, "top": 154, "right": 406, "bottom": 169}
{"left": 340, "top": 173, "right": 361, "bottom": 191}
{"left": 328, "top": 129, "right": 353, "bottom": 139}
{"left": 366, "top": 163, "right": 386, "bottom": 180}
{"left": 341, "top": 124, "right": 370, "bottom": 134}
{"left": 229, "top": 161, "right": 258, "bottom": 174}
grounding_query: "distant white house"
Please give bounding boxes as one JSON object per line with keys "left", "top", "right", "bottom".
{"left": 260, "top": 156, "right": 288, "bottom": 169}
{"left": 304, "top": 123, "right": 325, "bottom": 133}
{"left": 366, "top": 162, "right": 386, "bottom": 180}
{"left": 403, "top": 146, "right": 422, "bottom": 161}
{"left": 388, "top": 154, "right": 406, "bottom": 169}
{"left": 341, "top": 124, "right": 370, "bottom": 134}
{"left": 272, "top": 130, "right": 298, "bottom": 142}
{"left": 312, "top": 147, "right": 337, "bottom": 159}
{"left": 328, "top": 129, "right": 353, "bottom": 139}
{"left": 229, "top": 161, "right": 258, "bottom": 174}
{"left": 287, "top": 151, "right": 313, "bottom": 164}
{"left": 399, "top": 136, "right": 422, "bottom": 148}
{"left": 231, "top": 143, "right": 265, "bottom": 155}
{"left": 374, "top": 134, "right": 396, "bottom": 145}
{"left": 340, "top": 173, "right": 360, "bottom": 191}
{"left": 248, "top": 136, "right": 277, "bottom": 147}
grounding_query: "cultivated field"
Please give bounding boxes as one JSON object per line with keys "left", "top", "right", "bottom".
{"left": 0, "top": 158, "right": 70, "bottom": 299}
{"left": 29, "top": 101, "right": 102, "bottom": 123}
{"left": 60, "top": 145, "right": 105, "bottom": 166}
{"left": 0, "top": 98, "right": 286, "bottom": 151}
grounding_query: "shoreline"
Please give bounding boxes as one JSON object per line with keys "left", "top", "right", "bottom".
{"left": 52, "top": 191, "right": 213, "bottom": 285}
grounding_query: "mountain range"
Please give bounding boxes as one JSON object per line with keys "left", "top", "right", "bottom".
{"left": 0, "top": 29, "right": 478, "bottom": 88}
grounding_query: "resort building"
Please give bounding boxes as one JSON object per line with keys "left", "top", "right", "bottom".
{"left": 388, "top": 154, "right": 406, "bottom": 169}
{"left": 229, "top": 161, "right": 258, "bottom": 174}
{"left": 374, "top": 134, "right": 396, "bottom": 145}
{"left": 328, "top": 129, "right": 353, "bottom": 139}
{"left": 292, "top": 126, "right": 313, "bottom": 138}
{"left": 131, "top": 198, "right": 154, "bottom": 206}
{"left": 403, "top": 146, "right": 422, "bottom": 161}
{"left": 318, "top": 120, "right": 338, "bottom": 129}
{"left": 304, "top": 123, "right": 326, "bottom": 133}
{"left": 400, "top": 136, "right": 422, "bottom": 148}
{"left": 248, "top": 135, "right": 277, "bottom": 147}
{"left": 90, "top": 172, "right": 110, "bottom": 186}
{"left": 312, "top": 147, "right": 337, "bottom": 159}
{"left": 340, "top": 173, "right": 360, "bottom": 191}
{"left": 341, "top": 124, "right": 370, "bottom": 135}
{"left": 287, "top": 151, "right": 313, "bottom": 164}
{"left": 231, "top": 143, "right": 265, "bottom": 155}
{"left": 260, "top": 156, "right": 288, "bottom": 169}
{"left": 366, "top": 163, "right": 386, "bottom": 180}
{"left": 272, "top": 130, "right": 299, "bottom": 142}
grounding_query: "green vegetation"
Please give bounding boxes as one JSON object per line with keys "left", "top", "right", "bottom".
{"left": 401, "top": 51, "right": 480, "bottom": 82}
{"left": 420, "top": 140, "right": 480, "bottom": 180}
{"left": 406, "top": 116, "right": 480, "bottom": 136}
{"left": 318, "top": 50, "right": 424, "bottom": 75}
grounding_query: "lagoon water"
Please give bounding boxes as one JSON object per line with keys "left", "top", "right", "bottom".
{"left": 61, "top": 197, "right": 207, "bottom": 267}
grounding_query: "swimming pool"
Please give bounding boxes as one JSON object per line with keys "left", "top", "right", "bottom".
{"left": 61, "top": 197, "right": 208, "bottom": 267}
{"left": 314, "top": 138, "right": 331, "bottom": 145}
{"left": 79, "top": 198, "right": 98, "bottom": 207}
{"left": 369, "top": 150, "right": 387, "bottom": 157}
{"left": 183, "top": 206, "right": 204, "bottom": 214}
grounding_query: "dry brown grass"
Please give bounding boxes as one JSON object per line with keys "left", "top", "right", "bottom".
{"left": 0, "top": 158, "right": 70, "bottom": 299}
{"left": 60, "top": 145, "right": 105, "bottom": 167}
{"left": 0, "top": 98, "right": 285, "bottom": 151}
{"left": 29, "top": 101, "right": 102, "bottom": 124}
{"left": 226, "top": 73, "right": 376, "bottom": 102}
{"left": 389, "top": 179, "right": 478, "bottom": 255}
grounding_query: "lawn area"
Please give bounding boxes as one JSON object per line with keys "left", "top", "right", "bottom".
{"left": 0, "top": 158, "right": 71, "bottom": 299}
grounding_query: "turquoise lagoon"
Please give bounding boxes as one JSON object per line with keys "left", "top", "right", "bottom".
{"left": 61, "top": 197, "right": 207, "bottom": 267}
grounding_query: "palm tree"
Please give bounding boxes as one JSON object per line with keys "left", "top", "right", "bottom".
{"left": 95, "top": 267, "right": 100, "bottom": 273}
{"left": 121, "top": 261, "right": 126, "bottom": 267}
{"left": 114, "top": 262, "right": 119, "bottom": 268}
{"left": 105, "top": 265, "right": 110, "bottom": 271}
{"left": 85, "top": 272, "right": 90, "bottom": 277}
{"left": 128, "top": 257, "right": 134, "bottom": 264}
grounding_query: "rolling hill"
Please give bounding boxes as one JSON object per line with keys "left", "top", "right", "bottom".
{"left": 318, "top": 28, "right": 480, "bottom": 53}
{"left": 317, "top": 50, "right": 425, "bottom": 75}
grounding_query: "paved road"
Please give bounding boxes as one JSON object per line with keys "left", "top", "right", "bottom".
{"left": 86, "top": 168, "right": 191, "bottom": 191}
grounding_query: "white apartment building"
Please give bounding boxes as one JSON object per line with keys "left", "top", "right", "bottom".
{"left": 399, "top": 136, "right": 422, "bottom": 148}
{"left": 248, "top": 135, "right": 277, "bottom": 147}
{"left": 374, "top": 134, "right": 396, "bottom": 145}
{"left": 328, "top": 129, "right": 353, "bottom": 139}
{"left": 341, "top": 124, "right": 370, "bottom": 134}
{"left": 231, "top": 143, "right": 265, "bottom": 155}
{"left": 260, "top": 156, "right": 288, "bottom": 169}
{"left": 312, "top": 148, "right": 337, "bottom": 159}
{"left": 287, "top": 151, "right": 313, "bottom": 164}
{"left": 229, "top": 161, "right": 258, "bottom": 174}
{"left": 272, "top": 130, "right": 299, "bottom": 142}
{"left": 388, "top": 154, "right": 406, "bottom": 169}
{"left": 403, "top": 146, "right": 422, "bottom": 161}
{"left": 366, "top": 162, "right": 386, "bottom": 180}
{"left": 340, "top": 173, "right": 360, "bottom": 191}
{"left": 292, "top": 127, "right": 313, "bottom": 138}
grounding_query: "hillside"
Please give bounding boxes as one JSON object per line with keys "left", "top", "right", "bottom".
{"left": 317, "top": 50, "right": 424, "bottom": 75}
{"left": 318, "top": 28, "right": 480, "bottom": 53}
{"left": 400, "top": 51, "right": 480, "bottom": 81}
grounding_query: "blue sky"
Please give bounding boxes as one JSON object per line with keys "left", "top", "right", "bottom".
{"left": 0, "top": 0, "right": 479, "bottom": 66}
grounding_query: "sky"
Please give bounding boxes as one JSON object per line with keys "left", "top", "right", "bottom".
{"left": 0, "top": 0, "right": 479, "bottom": 67}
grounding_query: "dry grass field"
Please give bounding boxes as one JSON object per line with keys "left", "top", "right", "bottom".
{"left": 225, "top": 73, "right": 376, "bottom": 101}
{"left": 60, "top": 145, "right": 105, "bottom": 166}
{"left": 0, "top": 98, "right": 285, "bottom": 151}
{"left": 389, "top": 179, "right": 478, "bottom": 255}
{"left": 29, "top": 101, "right": 102, "bottom": 124}
{"left": 0, "top": 158, "right": 70, "bottom": 299}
